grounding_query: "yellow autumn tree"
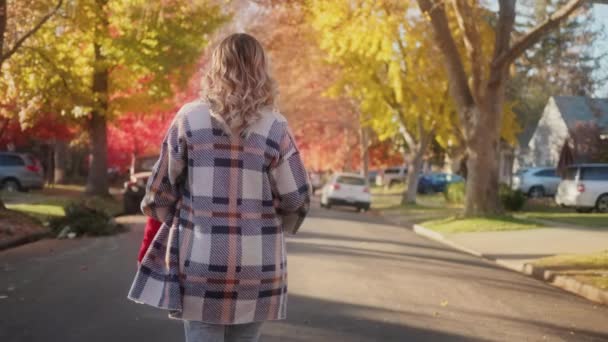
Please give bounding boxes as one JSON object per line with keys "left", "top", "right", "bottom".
{"left": 417, "top": 0, "right": 587, "bottom": 215}
{"left": 308, "top": 0, "right": 519, "bottom": 204}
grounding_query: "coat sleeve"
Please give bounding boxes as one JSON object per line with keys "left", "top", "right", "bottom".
{"left": 269, "top": 125, "right": 311, "bottom": 234}
{"left": 140, "top": 113, "right": 187, "bottom": 223}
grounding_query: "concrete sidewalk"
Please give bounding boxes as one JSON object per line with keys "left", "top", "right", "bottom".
{"left": 444, "top": 226, "right": 608, "bottom": 268}
{"left": 408, "top": 222, "right": 608, "bottom": 304}
{"left": 380, "top": 207, "right": 608, "bottom": 268}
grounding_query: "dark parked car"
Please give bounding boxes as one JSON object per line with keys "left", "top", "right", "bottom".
{"left": 123, "top": 155, "right": 159, "bottom": 214}
{"left": 0, "top": 152, "right": 44, "bottom": 192}
{"left": 417, "top": 172, "right": 464, "bottom": 194}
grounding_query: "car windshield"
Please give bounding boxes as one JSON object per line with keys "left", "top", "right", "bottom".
{"left": 448, "top": 174, "right": 463, "bottom": 182}
{"left": 435, "top": 174, "right": 447, "bottom": 181}
{"left": 337, "top": 176, "right": 365, "bottom": 186}
{"left": 535, "top": 169, "right": 557, "bottom": 177}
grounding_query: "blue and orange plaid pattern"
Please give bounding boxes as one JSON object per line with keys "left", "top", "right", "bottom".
{"left": 128, "top": 101, "right": 311, "bottom": 324}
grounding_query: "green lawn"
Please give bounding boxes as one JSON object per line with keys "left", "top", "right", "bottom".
{"left": 421, "top": 215, "right": 543, "bottom": 233}
{"left": 519, "top": 212, "right": 608, "bottom": 229}
{"left": 371, "top": 185, "right": 605, "bottom": 231}
{"left": 370, "top": 184, "right": 406, "bottom": 196}
{"left": 372, "top": 188, "right": 543, "bottom": 233}
{"left": 372, "top": 187, "right": 454, "bottom": 209}
{"left": 373, "top": 188, "right": 462, "bottom": 224}
{"left": 533, "top": 251, "right": 608, "bottom": 290}
{"left": 5, "top": 203, "right": 66, "bottom": 221}
{"left": 1, "top": 186, "right": 122, "bottom": 223}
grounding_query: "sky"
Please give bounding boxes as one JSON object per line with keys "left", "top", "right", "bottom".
{"left": 593, "top": 4, "right": 608, "bottom": 97}
{"left": 485, "top": 1, "right": 608, "bottom": 97}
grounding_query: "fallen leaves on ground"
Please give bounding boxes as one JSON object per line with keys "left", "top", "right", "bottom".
{"left": 0, "top": 209, "right": 48, "bottom": 244}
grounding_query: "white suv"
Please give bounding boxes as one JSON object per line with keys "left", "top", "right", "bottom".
{"left": 321, "top": 173, "right": 371, "bottom": 212}
{"left": 555, "top": 164, "right": 608, "bottom": 213}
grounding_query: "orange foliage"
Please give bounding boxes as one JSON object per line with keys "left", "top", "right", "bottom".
{"left": 249, "top": 2, "right": 360, "bottom": 171}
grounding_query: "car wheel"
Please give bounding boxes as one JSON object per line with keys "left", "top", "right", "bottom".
{"left": 1, "top": 179, "right": 21, "bottom": 192}
{"left": 528, "top": 186, "right": 545, "bottom": 198}
{"left": 596, "top": 194, "right": 608, "bottom": 214}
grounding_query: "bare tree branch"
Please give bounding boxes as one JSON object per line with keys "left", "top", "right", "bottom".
{"left": 416, "top": 0, "right": 475, "bottom": 126}
{"left": 493, "top": 0, "right": 585, "bottom": 69}
{"left": 451, "top": 0, "right": 484, "bottom": 100}
{"left": 487, "top": 0, "right": 516, "bottom": 87}
{"left": 0, "top": 0, "right": 63, "bottom": 65}
{"left": 392, "top": 106, "right": 417, "bottom": 151}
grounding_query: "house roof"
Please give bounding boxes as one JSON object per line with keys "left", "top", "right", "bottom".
{"left": 517, "top": 120, "right": 538, "bottom": 147}
{"left": 553, "top": 96, "right": 608, "bottom": 129}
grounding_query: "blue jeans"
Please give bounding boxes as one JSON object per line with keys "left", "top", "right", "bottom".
{"left": 184, "top": 321, "right": 263, "bottom": 342}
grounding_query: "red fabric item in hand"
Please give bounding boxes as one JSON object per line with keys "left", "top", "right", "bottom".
{"left": 138, "top": 218, "right": 162, "bottom": 262}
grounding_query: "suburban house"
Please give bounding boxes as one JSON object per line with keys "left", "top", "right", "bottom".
{"left": 519, "top": 96, "right": 608, "bottom": 169}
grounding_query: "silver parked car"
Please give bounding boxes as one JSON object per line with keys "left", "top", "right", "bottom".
{"left": 376, "top": 166, "right": 408, "bottom": 187}
{"left": 0, "top": 152, "right": 45, "bottom": 192}
{"left": 512, "top": 167, "right": 561, "bottom": 198}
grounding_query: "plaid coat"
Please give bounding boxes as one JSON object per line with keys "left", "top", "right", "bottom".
{"left": 127, "top": 100, "right": 311, "bottom": 324}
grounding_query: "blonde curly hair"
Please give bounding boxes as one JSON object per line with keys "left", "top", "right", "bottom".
{"left": 202, "top": 33, "right": 277, "bottom": 135}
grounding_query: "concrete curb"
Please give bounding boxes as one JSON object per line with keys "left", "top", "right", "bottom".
{"left": 413, "top": 224, "right": 483, "bottom": 257}
{"left": 412, "top": 224, "right": 608, "bottom": 305}
{"left": 0, "top": 231, "right": 50, "bottom": 252}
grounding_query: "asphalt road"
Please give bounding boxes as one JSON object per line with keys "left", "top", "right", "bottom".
{"left": 1, "top": 205, "right": 608, "bottom": 342}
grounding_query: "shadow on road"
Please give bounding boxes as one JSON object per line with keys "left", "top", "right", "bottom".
{"left": 264, "top": 293, "right": 608, "bottom": 342}
{"left": 264, "top": 294, "right": 483, "bottom": 342}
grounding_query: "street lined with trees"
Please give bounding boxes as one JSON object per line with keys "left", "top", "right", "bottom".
{"left": 1, "top": 1, "right": 607, "bottom": 340}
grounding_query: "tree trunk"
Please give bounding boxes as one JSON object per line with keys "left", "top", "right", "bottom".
{"left": 359, "top": 126, "right": 370, "bottom": 179}
{"left": 464, "top": 103, "right": 503, "bottom": 216}
{"left": 0, "top": 0, "right": 6, "bottom": 67}
{"left": 130, "top": 152, "right": 136, "bottom": 176}
{"left": 86, "top": 110, "right": 109, "bottom": 196}
{"left": 403, "top": 150, "right": 424, "bottom": 205}
{"left": 53, "top": 140, "right": 68, "bottom": 184}
{"left": 85, "top": 41, "right": 109, "bottom": 196}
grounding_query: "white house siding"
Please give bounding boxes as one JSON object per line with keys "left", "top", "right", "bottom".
{"left": 527, "top": 97, "right": 570, "bottom": 167}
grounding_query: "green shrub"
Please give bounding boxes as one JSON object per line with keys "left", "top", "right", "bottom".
{"left": 500, "top": 185, "right": 526, "bottom": 212}
{"left": 49, "top": 202, "right": 127, "bottom": 237}
{"left": 444, "top": 181, "right": 465, "bottom": 204}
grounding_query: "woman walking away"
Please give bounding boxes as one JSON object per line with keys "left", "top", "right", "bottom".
{"left": 128, "top": 33, "right": 311, "bottom": 342}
